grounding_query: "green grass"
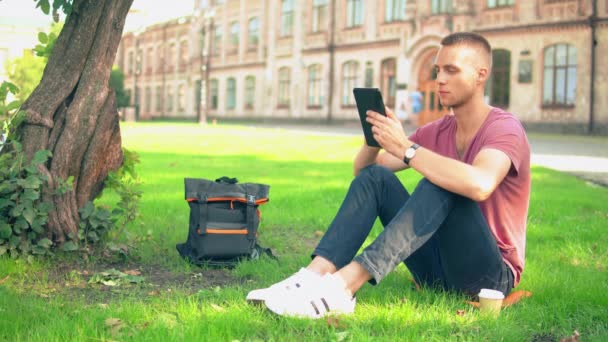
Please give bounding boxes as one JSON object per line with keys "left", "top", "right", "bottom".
{"left": 1, "top": 122, "right": 607, "bottom": 341}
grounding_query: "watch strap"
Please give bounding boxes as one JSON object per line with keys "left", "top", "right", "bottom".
{"left": 403, "top": 143, "right": 420, "bottom": 165}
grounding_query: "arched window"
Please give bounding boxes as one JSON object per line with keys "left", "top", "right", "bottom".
{"left": 229, "top": 21, "right": 239, "bottom": 54}
{"left": 341, "top": 61, "right": 359, "bottom": 106}
{"left": 248, "top": 17, "right": 259, "bottom": 49}
{"left": 245, "top": 76, "right": 256, "bottom": 109}
{"left": 543, "top": 43, "right": 577, "bottom": 107}
{"left": 278, "top": 67, "right": 291, "bottom": 107}
{"left": 226, "top": 78, "right": 236, "bottom": 110}
{"left": 381, "top": 58, "right": 396, "bottom": 107}
{"left": 307, "top": 64, "right": 323, "bottom": 107}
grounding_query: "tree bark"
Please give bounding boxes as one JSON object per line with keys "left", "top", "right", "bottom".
{"left": 18, "top": 0, "right": 133, "bottom": 244}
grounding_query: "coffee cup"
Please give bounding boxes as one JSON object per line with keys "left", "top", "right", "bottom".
{"left": 478, "top": 288, "right": 504, "bottom": 316}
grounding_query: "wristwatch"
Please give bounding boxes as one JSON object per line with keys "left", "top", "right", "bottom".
{"left": 403, "top": 143, "right": 420, "bottom": 165}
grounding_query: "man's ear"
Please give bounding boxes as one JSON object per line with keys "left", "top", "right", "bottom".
{"left": 477, "top": 67, "right": 489, "bottom": 84}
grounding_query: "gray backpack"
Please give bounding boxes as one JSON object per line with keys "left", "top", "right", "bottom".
{"left": 176, "top": 177, "right": 273, "bottom": 267}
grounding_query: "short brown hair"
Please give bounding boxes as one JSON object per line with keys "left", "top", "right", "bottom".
{"left": 440, "top": 32, "right": 492, "bottom": 55}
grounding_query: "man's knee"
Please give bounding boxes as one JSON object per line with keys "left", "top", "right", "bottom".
{"left": 357, "top": 164, "right": 395, "bottom": 183}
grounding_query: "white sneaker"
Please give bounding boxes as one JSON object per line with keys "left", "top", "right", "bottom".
{"left": 246, "top": 268, "right": 321, "bottom": 304}
{"left": 265, "top": 273, "right": 356, "bottom": 319}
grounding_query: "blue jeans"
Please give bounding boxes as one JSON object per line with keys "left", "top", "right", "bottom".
{"left": 313, "top": 165, "right": 514, "bottom": 297}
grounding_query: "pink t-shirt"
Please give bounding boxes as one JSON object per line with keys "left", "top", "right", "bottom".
{"left": 409, "top": 107, "right": 531, "bottom": 286}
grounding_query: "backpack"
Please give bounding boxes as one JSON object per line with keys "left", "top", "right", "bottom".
{"left": 176, "top": 177, "right": 272, "bottom": 267}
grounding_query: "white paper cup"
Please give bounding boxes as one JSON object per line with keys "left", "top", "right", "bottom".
{"left": 478, "top": 288, "right": 504, "bottom": 316}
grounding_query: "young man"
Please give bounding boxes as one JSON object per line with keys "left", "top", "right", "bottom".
{"left": 248, "top": 32, "right": 531, "bottom": 319}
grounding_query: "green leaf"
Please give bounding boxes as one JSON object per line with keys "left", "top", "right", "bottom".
{"left": 9, "top": 204, "right": 24, "bottom": 217}
{"left": 61, "top": 241, "right": 78, "bottom": 252}
{"left": 87, "top": 231, "right": 99, "bottom": 242}
{"left": 36, "top": 0, "right": 51, "bottom": 14}
{"left": 0, "top": 198, "right": 13, "bottom": 210}
{"left": 22, "top": 189, "right": 40, "bottom": 201}
{"left": 9, "top": 235, "right": 20, "bottom": 248}
{"left": 37, "top": 238, "right": 53, "bottom": 248}
{"left": 79, "top": 202, "right": 94, "bottom": 219}
{"left": 32, "top": 150, "right": 51, "bottom": 165}
{"left": 20, "top": 176, "right": 42, "bottom": 189}
{"left": 32, "top": 245, "right": 47, "bottom": 255}
{"left": 6, "top": 100, "right": 21, "bottom": 111}
{"left": 38, "top": 32, "right": 48, "bottom": 44}
{"left": 0, "top": 223, "right": 11, "bottom": 240}
{"left": 0, "top": 244, "right": 7, "bottom": 256}
{"left": 23, "top": 207, "right": 35, "bottom": 225}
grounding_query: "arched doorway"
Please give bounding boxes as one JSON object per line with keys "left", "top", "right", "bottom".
{"left": 417, "top": 49, "right": 449, "bottom": 126}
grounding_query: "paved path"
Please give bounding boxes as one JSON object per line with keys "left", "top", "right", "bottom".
{"left": 246, "top": 122, "right": 608, "bottom": 187}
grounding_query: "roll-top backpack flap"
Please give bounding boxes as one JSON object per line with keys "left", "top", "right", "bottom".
{"left": 178, "top": 177, "right": 272, "bottom": 267}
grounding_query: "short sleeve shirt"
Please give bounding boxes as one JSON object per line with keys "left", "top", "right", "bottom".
{"left": 409, "top": 107, "right": 531, "bottom": 286}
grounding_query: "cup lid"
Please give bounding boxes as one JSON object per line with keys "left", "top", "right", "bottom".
{"left": 478, "top": 288, "right": 505, "bottom": 299}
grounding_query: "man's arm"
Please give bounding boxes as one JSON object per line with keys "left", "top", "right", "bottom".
{"left": 353, "top": 144, "right": 409, "bottom": 176}
{"left": 367, "top": 110, "right": 511, "bottom": 201}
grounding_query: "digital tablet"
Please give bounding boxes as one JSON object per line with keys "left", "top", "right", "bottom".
{"left": 353, "top": 87, "right": 387, "bottom": 148}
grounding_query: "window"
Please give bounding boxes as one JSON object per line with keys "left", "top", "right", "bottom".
{"left": 226, "top": 78, "right": 236, "bottom": 109}
{"left": 136, "top": 49, "right": 143, "bottom": 75}
{"left": 431, "top": 0, "right": 452, "bottom": 14}
{"left": 178, "top": 84, "right": 186, "bottom": 112}
{"left": 385, "top": 0, "right": 405, "bottom": 22}
{"left": 346, "top": 0, "right": 364, "bottom": 27}
{"left": 157, "top": 44, "right": 164, "bottom": 72}
{"left": 248, "top": 17, "right": 259, "bottom": 48}
{"left": 127, "top": 51, "right": 134, "bottom": 75}
{"left": 543, "top": 44, "right": 577, "bottom": 107}
{"left": 341, "top": 61, "right": 359, "bottom": 106}
{"left": 278, "top": 67, "right": 291, "bottom": 107}
{"left": 179, "top": 41, "right": 188, "bottom": 71}
{"left": 312, "top": 0, "right": 328, "bottom": 32}
{"left": 281, "top": 0, "right": 294, "bottom": 37}
{"left": 489, "top": 49, "right": 511, "bottom": 108}
{"left": 307, "top": 64, "right": 323, "bottom": 107}
{"left": 487, "top": 0, "right": 514, "bottom": 8}
{"left": 166, "top": 85, "right": 174, "bottom": 112}
{"left": 364, "top": 61, "right": 373, "bottom": 87}
{"left": 210, "top": 79, "right": 219, "bottom": 109}
{"left": 245, "top": 76, "right": 255, "bottom": 109}
{"left": 155, "top": 86, "right": 162, "bottom": 112}
{"left": 213, "top": 25, "right": 222, "bottom": 56}
{"left": 146, "top": 48, "right": 154, "bottom": 74}
{"left": 169, "top": 43, "right": 176, "bottom": 70}
{"left": 381, "top": 58, "right": 396, "bottom": 107}
{"left": 144, "top": 87, "right": 151, "bottom": 112}
{"left": 229, "top": 21, "right": 239, "bottom": 53}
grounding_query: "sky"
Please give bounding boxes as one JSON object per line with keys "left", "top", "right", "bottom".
{"left": 0, "top": 0, "right": 195, "bottom": 30}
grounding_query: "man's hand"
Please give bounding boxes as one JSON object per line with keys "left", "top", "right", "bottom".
{"left": 366, "top": 106, "right": 411, "bottom": 160}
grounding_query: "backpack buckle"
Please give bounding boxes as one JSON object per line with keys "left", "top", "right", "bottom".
{"left": 247, "top": 195, "right": 256, "bottom": 205}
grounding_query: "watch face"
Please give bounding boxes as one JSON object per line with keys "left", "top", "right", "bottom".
{"left": 406, "top": 148, "right": 416, "bottom": 159}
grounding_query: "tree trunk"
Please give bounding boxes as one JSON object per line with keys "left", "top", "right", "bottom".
{"left": 18, "top": 0, "right": 133, "bottom": 244}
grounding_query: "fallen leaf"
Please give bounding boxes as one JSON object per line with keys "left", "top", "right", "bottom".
{"left": 105, "top": 318, "right": 124, "bottom": 337}
{"left": 0, "top": 276, "right": 9, "bottom": 285}
{"left": 326, "top": 316, "right": 341, "bottom": 328}
{"left": 148, "top": 290, "right": 160, "bottom": 296}
{"left": 456, "top": 309, "right": 465, "bottom": 316}
{"left": 560, "top": 330, "right": 580, "bottom": 342}
{"left": 314, "top": 230, "right": 324, "bottom": 237}
{"left": 98, "top": 303, "right": 109, "bottom": 309}
{"left": 210, "top": 303, "right": 225, "bottom": 312}
{"left": 335, "top": 331, "right": 349, "bottom": 341}
{"left": 123, "top": 269, "right": 141, "bottom": 276}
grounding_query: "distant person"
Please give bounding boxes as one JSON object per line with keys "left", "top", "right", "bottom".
{"left": 409, "top": 90, "right": 423, "bottom": 125}
{"left": 247, "top": 32, "right": 531, "bottom": 319}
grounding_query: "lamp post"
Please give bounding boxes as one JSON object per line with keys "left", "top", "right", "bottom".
{"left": 198, "top": 9, "right": 215, "bottom": 125}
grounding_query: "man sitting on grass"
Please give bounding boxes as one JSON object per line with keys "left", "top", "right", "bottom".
{"left": 247, "top": 32, "right": 531, "bottom": 319}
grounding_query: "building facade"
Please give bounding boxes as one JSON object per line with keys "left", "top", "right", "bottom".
{"left": 116, "top": 0, "right": 608, "bottom": 134}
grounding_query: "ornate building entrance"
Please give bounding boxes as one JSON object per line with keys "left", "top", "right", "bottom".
{"left": 417, "top": 49, "right": 449, "bottom": 126}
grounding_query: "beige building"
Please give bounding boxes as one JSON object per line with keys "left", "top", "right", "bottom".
{"left": 116, "top": 0, "right": 608, "bottom": 134}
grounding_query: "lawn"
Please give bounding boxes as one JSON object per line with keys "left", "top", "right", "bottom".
{"left": 1, "top": 122, "right": 607, "bottom": 341}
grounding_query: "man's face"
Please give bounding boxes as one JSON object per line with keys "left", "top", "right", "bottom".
{"left": 433, "top": 44, "right": 486, "bottom": 109}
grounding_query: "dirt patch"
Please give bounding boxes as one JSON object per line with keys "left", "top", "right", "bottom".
{"left": 25, "top": 257, "right": 249, "bottom": 304}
